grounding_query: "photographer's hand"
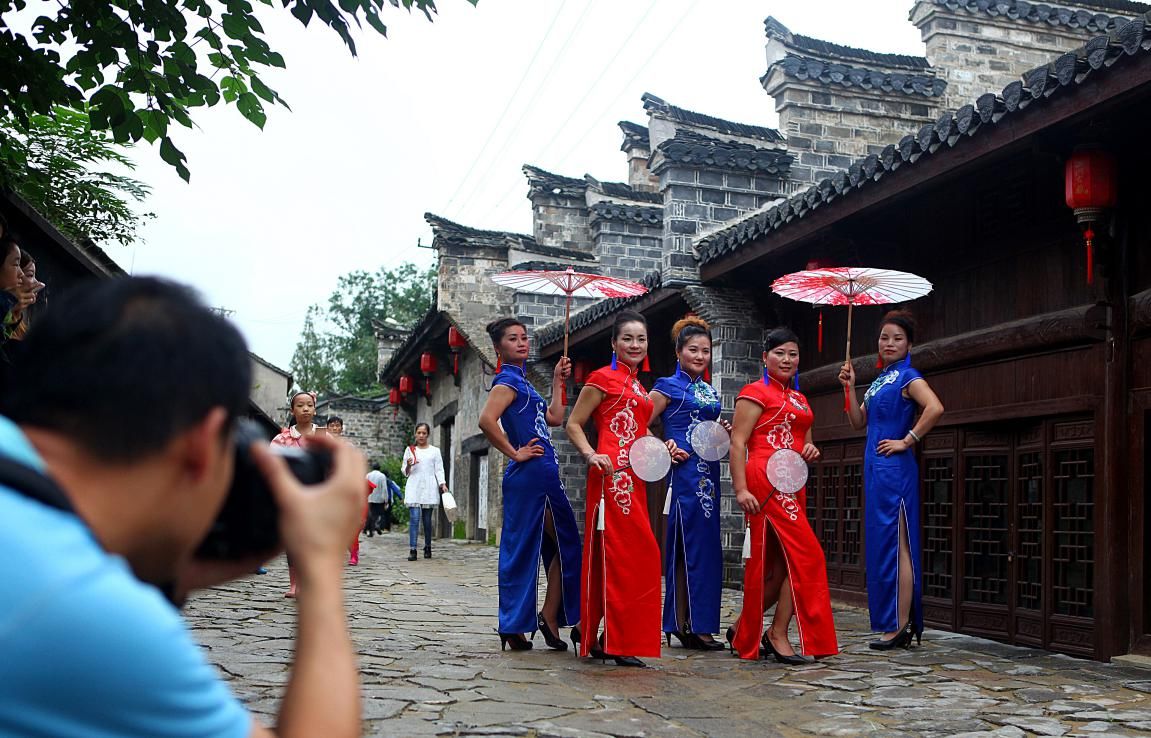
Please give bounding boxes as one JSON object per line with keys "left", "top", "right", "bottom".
{"left": 249, "top": 432, "right": 364, "bottom": 738}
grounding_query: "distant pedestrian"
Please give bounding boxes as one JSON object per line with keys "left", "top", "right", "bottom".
{"left": 365, "top": 462, "right": 390, "bottom": 536}
{"left": 271, "top": 390, "right": 319, "bottom": 596}
{"left": 402, "top": 423, "right": 446, "bottom": 561}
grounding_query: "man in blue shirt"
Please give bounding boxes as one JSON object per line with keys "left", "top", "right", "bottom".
{"left": 0, "top": 277, "right": 364, "bottom": 738}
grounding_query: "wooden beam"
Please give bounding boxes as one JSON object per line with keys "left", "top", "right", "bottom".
{"left": 799, "top": 303, "right": 1104, "bottom": 395}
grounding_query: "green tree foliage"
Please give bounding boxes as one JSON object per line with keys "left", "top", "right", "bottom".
{"left": 0, "top": 0, "right": 475, "bottom": 181}
{"left": 0, "top": 106, "right": 153, "bottom": 246}
{"left": 291, "top": 262, "right": 433, "bottom": 397}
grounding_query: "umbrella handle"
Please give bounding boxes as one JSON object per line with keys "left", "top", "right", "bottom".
{"left": 845, "top": 302, "right": 854, "bottom": 363}
{"left": 562, "top": 292, "right": 571, "bottom": 405}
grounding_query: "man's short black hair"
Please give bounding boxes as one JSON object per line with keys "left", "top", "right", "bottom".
{"left": 1, "top": 276, "right": 251, "bottom": 461}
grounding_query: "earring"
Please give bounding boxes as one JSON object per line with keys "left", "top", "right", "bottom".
{"left": 762, "top": 365, "right": 769, "bottom": 384}
{"left": 907, "top": 349, "right": 912, "bottom": 367}
{"left": 496, "top": 356, "right": 502, "bottom": 371}
{"left": 611, "top": 351, "right": 618, "bottom": 371}
{"left": 792, "top": 372, "right": 800, "bottom": 390}
{"left": 675, "top": 360, "right": 681, "bottom": 375}
{"left": 704, "top": 364, "right": 711, "bottom": 382}
{"left": 641, "top": 355, "right": 651, "bottom": 372}
{"left": 874, "top": 357, "right": 883, "bottom": 370}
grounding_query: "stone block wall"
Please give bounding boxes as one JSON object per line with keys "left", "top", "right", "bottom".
{"left": 763, "top": 73, "right": 942, "bottom": 179}
{"left": 910, "top": 0, "right": 1139, "bottom": 110}
{"left": 683, "top": 285, "right": 775, "bottom": 588}
{"left": 590, "top": 215, "right": 663, "bottom": 284}
{"left": 658, "top": 166, "right": 790, "bottom": 285}
{"left": 528, "top": 191, "right": 593, "bottom": 256}
{"left": 437, "top": 245, "right": 512, "bottom": 366}
{"left": 318, "top": 397, "right": 408, "bottom": 462}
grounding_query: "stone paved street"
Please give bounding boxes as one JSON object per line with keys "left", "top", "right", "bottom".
{"left": 186, "top": 533, "right": 1151, "bottom": 737}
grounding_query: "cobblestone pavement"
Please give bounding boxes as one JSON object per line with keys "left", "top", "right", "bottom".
{"left": 186, "top": 532, "right": 1151, "bottom": 737}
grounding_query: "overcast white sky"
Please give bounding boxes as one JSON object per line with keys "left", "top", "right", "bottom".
{"left": 113, "top": 0, "right": 925, "bottom": 369}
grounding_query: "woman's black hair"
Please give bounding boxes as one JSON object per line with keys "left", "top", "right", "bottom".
{"left": 19, "top": 249, "right": 33, "bottom": 269}
{"left": 611, "top": 309, "right": 647, "bottom": 341}
{"left": 326, "top": 415, "right": 343, "bottom": 426}
{"left": 414, "top": 422, "right": 431, "bottom": 435}
{"left": 764, "top": 327, "right": 800, "bottom": 352}
{"left": 485, "top": 317, "right": 526, "bottom": 344}
{"left": 879, "top": 309, "right": 916, "bottom": 343}
{"left": 287, "top": 390, "right": 315, "bottom": 427}
{"left": 1, "top": 238, "right": 18, "bottom": 262}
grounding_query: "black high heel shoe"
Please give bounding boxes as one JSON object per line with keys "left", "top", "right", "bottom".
{"left": 761, "top": 630, "right": 808, "bottom": 665}
{"left": 537, "top": 612, "right": 568, "bottom": 651}
{"left": 498, "top": 632, "right": 533, "bottom": 652}
{"left": 569, "top": 625, "right": 582, "bottom": 652}
{"left": 725, "top": 626, "right": 736, "bottom": 655}
{"left": 667, "top": 631, "right": 724, "bottom": 651}
{"left": 869, "top": 622, "right": 914, "bottom": 651}
{"left": 588, "top": 634, "right": 646, "bottom": 667}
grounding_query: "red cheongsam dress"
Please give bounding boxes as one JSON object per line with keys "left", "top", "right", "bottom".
{"left": 731, "top": 376, "right": 839, "bottom": 660}
{"left": 579, "top": 363, "right": 662, "bottom": 658}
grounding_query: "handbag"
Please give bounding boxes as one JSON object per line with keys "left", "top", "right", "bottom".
{"left": 440, "top": 488, "right": 458, "bottom": 522}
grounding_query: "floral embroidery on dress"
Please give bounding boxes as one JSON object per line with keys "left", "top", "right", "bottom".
{"left": 610, "top": 471, "right": 634, "bottom": 515}
{"left": 690, "top": 380, "right": 719, "bottom": 408}
{"left": 610, "top": 399, "right": 639, "bottom": 451}
{"left": 533, "top": 399, "right": 559, "bottom": 464}
{"left": 863, "top": 369, "right": 900, "bottom": 406}
{"left": 765, "top": 412, "right": 796, "bottom": 451}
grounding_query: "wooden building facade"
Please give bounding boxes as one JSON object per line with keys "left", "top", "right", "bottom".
{"left": 696, "top": 20, "right": 1151, "bottom": 660}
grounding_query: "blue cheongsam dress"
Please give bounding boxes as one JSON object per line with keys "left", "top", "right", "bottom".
{"left": 652, "top": 368, "right": 723, "bottom": 636}
{"left": 492, "top": 364, "right": 582, "bottom": 634}
{"left": 862, "top": 355, "right": 925, "bottom": 635}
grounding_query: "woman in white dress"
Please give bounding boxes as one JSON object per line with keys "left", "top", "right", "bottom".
{"left": 402, "top": 422, "right": 447, "bottom": 561}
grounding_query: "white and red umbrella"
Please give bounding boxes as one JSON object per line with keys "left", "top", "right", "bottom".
{"left": 491, "top": 267, "right": 649, "bottom": 357}
{"left": 771, "top": 266, "right": 932, "bottom": 406}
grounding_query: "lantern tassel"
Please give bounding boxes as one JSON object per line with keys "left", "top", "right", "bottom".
{"left": 741, "top": 524, "right": 752, "bottom": 560}
{"left": 818, "top": 311, "right": 824, "bottom": 353}
{"left": 1085, "top": 226, "right": 1095, "bottom": 286}
{"left": 453, "top": 354, "right": 459, "bottom": 375}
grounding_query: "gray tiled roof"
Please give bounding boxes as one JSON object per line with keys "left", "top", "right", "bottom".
{"left": 589, "top": 201, "right": 663, "bottom": 225}
{"left": 642, "top": 93, "right": 785, "bottom": 144}
{"left": 656, "top": 130, "right": 794, "bottom": 175}
{"left": 619, "top": 121, "right": 651, "bottom": 151}
{"left": 930, "top": 0, "right": 1147, "bottom": 32}
{"left": 699, "top": 16, "right": 1151, "bottom": 264}
{"left": 765, "top": 16, "right": 931, "bottom": 71}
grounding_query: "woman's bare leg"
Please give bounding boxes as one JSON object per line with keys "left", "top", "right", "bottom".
{"left": 767, "top": 576, "right": 797, "bottom": 657}
{"left": 882, "top": 509, "right": 914, "bottom": 639}
{"left": 541, "top": 508, "right": 563, "bottom": 632}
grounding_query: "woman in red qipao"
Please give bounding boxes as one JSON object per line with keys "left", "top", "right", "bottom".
{"left": 565, "top": 309, "right": 663, "bottom": 667}
{"left": 728, "top": 327, "right": 839, "bottom": 663}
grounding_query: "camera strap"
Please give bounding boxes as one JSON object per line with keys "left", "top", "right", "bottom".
{"left": 0, "top": 457, "right": 76, "bottom": 515}
{"left": 0, "top": 456, "right": 185, "bottom": 609}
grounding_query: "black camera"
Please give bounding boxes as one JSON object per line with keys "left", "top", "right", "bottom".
{"left": 195, "top": 419, "right": 332, "bottom": 560}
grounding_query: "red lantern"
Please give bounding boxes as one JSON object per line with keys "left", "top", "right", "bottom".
{"left": 389, "top": 387, "right": 402, "bottom": 418}
{"left": 398, "top": 375, "right": 415, "bottom": 395}
{"left": 573, "top": 359, "right": 592, "bottom": 386}
{"left": 420, "top": 352, "right": 437, "bottom": 400}
{"left": 447, "top": 326, "right": 467, "bottom": 375}
{"left": 1065, "top": 146, "right": 1117, "bottom": 286}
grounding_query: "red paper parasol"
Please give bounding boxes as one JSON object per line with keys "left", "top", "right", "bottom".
{"left": 491, "top": 267, "right": 649, "bottom": 358}
{"left": 771, "top": 267, "right": 932, "bottom": 407}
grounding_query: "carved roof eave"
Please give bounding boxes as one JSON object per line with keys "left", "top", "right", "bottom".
{"left": 584, "top": 174, "right": 662, "bottom": 205}
{"left": 763, "top": 16, "right": 932, "bottom": 72}
{"left": 618, "top": 120, "right": 651, "bottom": 152}
{"left": 698, "top": 17, "right": 1151, "bottom": 266}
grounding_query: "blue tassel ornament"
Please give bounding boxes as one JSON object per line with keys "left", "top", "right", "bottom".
{"left": 762, "top": 366, "right": 770, "bottom": 384}
{"left": 611, "top": 351, "right": 618, "bottom": 371}
{"left": 792, "top": 372, "right": 800, "bottom": 390}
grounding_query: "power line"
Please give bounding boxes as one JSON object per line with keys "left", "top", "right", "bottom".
{"left": 553, "top": 0, "right": 700, "bottom": 171}
{"left": 440, "top": 0, "right": 569, "bottom": 214}
{"left": 453, "top": 0, "right": 597, "bottom": 222}
{"left": 483, "top": 0, "right": 700, "bottom": 227}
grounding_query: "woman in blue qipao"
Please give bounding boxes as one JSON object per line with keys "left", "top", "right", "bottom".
{"left": 839, "top": 310, "right": 944, "bottom": 649}
{"left": 478, "top": 318, "right": 581, "bottom": 653}
{"left": 648, "top": 316, "right": 728, "bottom": 650}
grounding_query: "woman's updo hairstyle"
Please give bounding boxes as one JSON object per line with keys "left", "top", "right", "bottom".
{"left": 879, "top": 309, "right": 916, "bottom": 343}
{"left": 486, "top": 317, "right": 526, "bottom": 345}
{"left": 764, "top": 326, "right": 800, "bottom": 352}
{"left": 611, "top": 309, "right": 647, "bottom": 341}
{"left": 671, "top": 315, "right": 711, "bottom": 352}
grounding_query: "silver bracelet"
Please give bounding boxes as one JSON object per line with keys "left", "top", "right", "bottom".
{"left": 907, "top": 429, "right": 922, "bottom": 443}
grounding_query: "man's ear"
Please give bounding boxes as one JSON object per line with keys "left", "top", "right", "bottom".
{"left": 178, "top": 407, "right": 230, "bottom": 483}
